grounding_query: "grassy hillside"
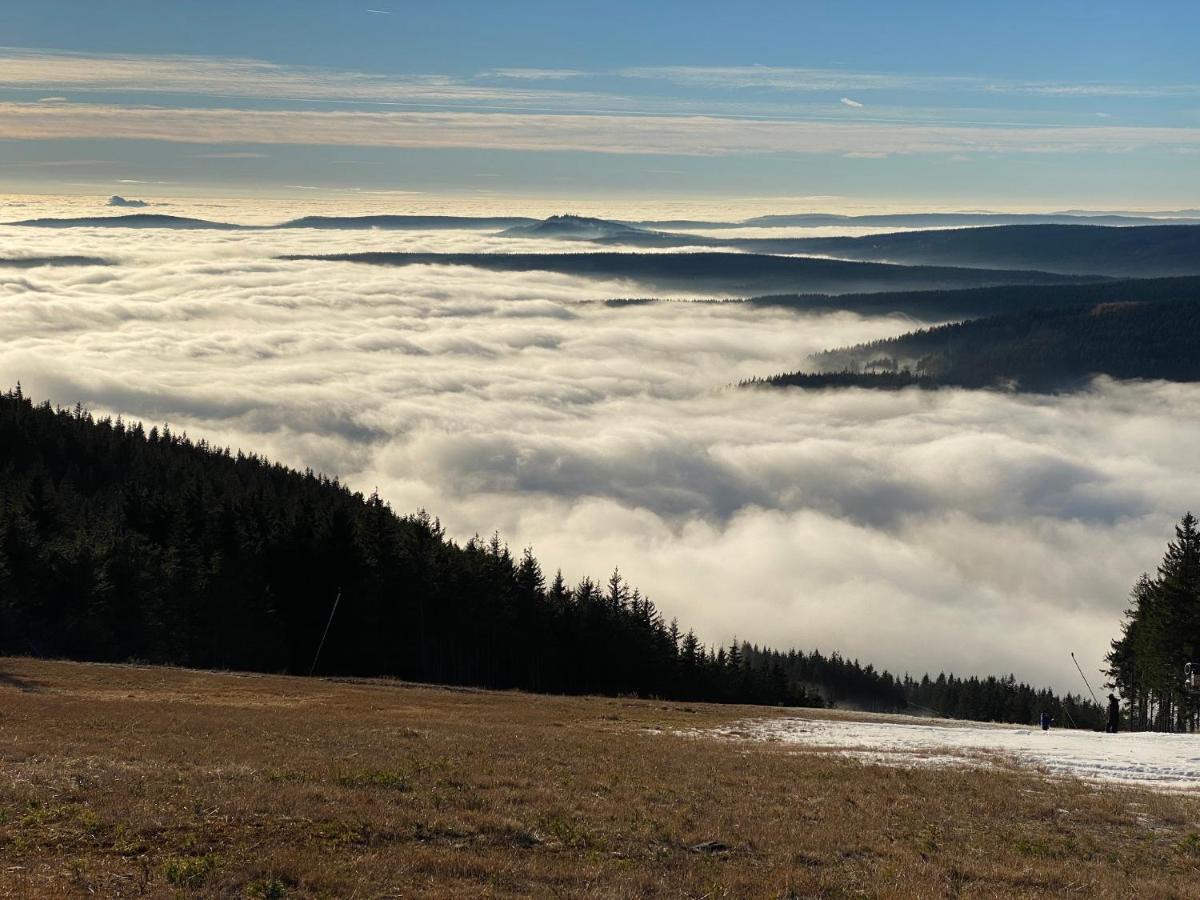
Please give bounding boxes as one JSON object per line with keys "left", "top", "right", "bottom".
{"left": 2, "top": 658, "right": 1197, "bottom": 898}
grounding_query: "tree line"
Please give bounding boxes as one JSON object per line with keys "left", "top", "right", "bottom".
{"left": 741, "top": 645, "right": 1103, "bottom": 728}
{"left": 753, "top": 300, "right": 1200, "bottom": 394}
{"left": 0, "top": 388, "right": 1099, "bottom": 724}
{"left": 1106, "top": 513, "right": 1200, "bottom": 731}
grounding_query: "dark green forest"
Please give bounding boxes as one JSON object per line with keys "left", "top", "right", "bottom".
{"left": 734, "top": 224, "right": 1200, "bottom": 278}
{"left": 753, "top": 299, "right": 1200, "bottom": 393}
{"left": 282, "top": 251, "right": 1088, "bottom": 296}
{"left": 1107, "top": 514, "right": 1200, "bottom": 732}
{"left": 584, "top": 223, "right": 1200, "bottom": 279}
{"left": 740, "top": 645, "right": 1103, "bottom": 728}
{"left": 603, "top": 276, "right": 1200, "bottom": 320}
{"left": 0, "top": 389, "right": 1100, "bottom": 725}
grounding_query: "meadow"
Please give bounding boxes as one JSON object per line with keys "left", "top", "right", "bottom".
{"left": 2, "top": 657, "right": 1199, "bottom": 898}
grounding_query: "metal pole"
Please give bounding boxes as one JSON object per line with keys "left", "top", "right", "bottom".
{"left": 309, "top": 589, "right": 342, "bottom": 677}
{"left": 1071, "top": 652, "right": 1100, "bottom": 707}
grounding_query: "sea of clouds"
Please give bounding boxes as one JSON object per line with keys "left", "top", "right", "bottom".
{"left": 3, "top": 214, "right": 1196, "bottom": 692}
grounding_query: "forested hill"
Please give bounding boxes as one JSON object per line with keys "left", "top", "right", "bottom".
{"left": 281, "top": 251, "right": 1091, "bottom": 296}
{"left": 8, "top": 214, "right": 246, "bottom": 230}
{"left": 752, "top": 224, "right": 1200, "bottom": 278}
{"left": 278, "top": 215, "right": 535, "bottom": 230}
{"left": 623, "top": 276, "right": 1200, "bottom": 320}
{"left": 586, "top": 225, "right": 1200, "bottom": 279}
{"left": 1108, "top": 514, "right": 1200, "bottom": 732}
{"left": 0, "top": 389, "right": 1100, "bottom": 724}
{"left": 755, "top": 300, "right": 1200, "bottom": 393}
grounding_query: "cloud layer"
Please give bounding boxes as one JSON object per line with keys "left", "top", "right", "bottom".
{"left": 1, "top": 48, "right": 1198, "bottom": 163}
{"left": 5, "top": 50, "right": 1195, "bottom": 105}
{"left": 2, "top": 217, "right": 1195, "bottom": 692}
{"left": 4, "top": 102, "right": 1199, "bottom": 157}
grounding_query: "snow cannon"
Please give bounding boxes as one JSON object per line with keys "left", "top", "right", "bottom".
{"left": 1184, "top": 662, "right": 1200, "bottom": 696}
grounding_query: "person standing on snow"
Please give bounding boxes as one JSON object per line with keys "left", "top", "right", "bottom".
{"left": 1106, "top": 693, "right": 1120, "bottom": 733}
{"left": 1039, "top": 711, "right": 1052, "bottom": 731}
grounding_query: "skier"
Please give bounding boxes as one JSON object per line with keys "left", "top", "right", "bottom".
{"left": 1106, "top": 693, "right": 1120, "bottom": 733}
{"left": 1039, "top": 711, "right": 1052, "bottom": 731}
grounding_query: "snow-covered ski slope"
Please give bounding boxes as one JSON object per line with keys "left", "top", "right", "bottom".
{"left": 704, "top": 715, "right": 1200, "bottom": 791}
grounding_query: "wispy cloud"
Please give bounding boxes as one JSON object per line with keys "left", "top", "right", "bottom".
{"left": 3, "top": 102, "right": 1198, "bottom": 157}
{"left": 190, "top": 151, "right": 271, "bottom": 159}
{"left": 0, "top": 48, "right": 617, "bottom": 111}
{"left": 1, "top": 48, "right": 1195, "bottom": 169}
{"left": 622, "top": 65, "right": 1200, "bottom": 99}
{"left": 0, "top": 158, "right": 114, "bottom": 168}
{"left": 2, "top": 48, "right": 1194, "bottom": 131}
{"left": 619, "top": 65, "right": 965, "bottom": 92}
{"left": 987, "top": 81, "right": 1200, "bottom": 98}
{"left": 484, "top": 68, "right": 585, "bottom": 81}
{"left": 347, "top": 187, "right": 424, "bottom": 194}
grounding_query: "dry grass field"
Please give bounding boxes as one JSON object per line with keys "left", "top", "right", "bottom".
{"left": 2, "top": 657, "right": 1199, "bottom": 898}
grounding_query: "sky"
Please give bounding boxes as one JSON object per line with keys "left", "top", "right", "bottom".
{"left": 0, "top": 0, "right": 1197, "bottom": 208}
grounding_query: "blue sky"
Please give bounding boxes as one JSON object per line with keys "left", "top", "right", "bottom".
{"left": 1, "top": 1, "right": 1197, "bottom": 207}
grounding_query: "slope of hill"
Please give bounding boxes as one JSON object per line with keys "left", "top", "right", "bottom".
{"left": 579, "top": 224, "right": 1200, "bottom": 279}
{"left": 755, "top": 300, "right": 1200, "bottom": 392}
{"left": 0, "top": 388, "right": 813, "bottom": 706}
{"left": 7, "top": 213, "right": 247, "bottom": 230}
{"left": 751, "top": 224, "right": 1200, "bottom": 277}
{"left": 741, "top": 212, "right": 1200, "bottom": 228}
{"left": 282, "top": 251, "right": 1095, "bottom": 295}
{"left": 545, "top": 223, "right": 1200, "bottom": 281}
{"left": 499, "top": 214, "right": 652, "bottom": 240}
{"left": 1, "top": 657, "right": 1173, "bottom": 899}
{"left": 739, "top": 275, "right": 1200, "bottom": 318}
{"left": 0, "top": 389, "right": 1102, "bottom": 724}
{"left": 278, "top": 214, "right": 536, "bottom": 230}
{"left": 0, "top": 255, "right": 112, "bottom": 268}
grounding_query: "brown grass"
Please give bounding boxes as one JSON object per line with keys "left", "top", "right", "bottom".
{"left": 2, "top": 657, "right": 1199, "bottom": 898}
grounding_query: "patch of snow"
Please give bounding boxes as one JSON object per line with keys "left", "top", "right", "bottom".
{"left": 700, "top": 716, "right": 1200, "bottom": 791}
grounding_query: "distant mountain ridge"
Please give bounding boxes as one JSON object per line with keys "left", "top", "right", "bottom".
{"left": 561, "top": 224, "right": 1200, "bottom": 279}
{"left": 745, "top": 224, "right": 1200, "bottom": 278}
{"left": 11, "top": 210, "right": 1197, "bottom": 232}
{"left": 282, "top": 250, "right": 1097, "bottom": 296}
{"left": 8, "top": 213, "right": 248, "bottom": 230}
{"left": 278, "top": 215, "right": 537, "bottom": 230}
{"left": 613, "top": 276, "right": 1200, "bottom": 319}
{"left": 740, "top": 212, "right": 1200, "bottom": 228}
{"left": 0, "top": 256, "right": 112, "bottom": 268}
{"left": 499, "top": 213, "right": 652, "bottom": 240}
